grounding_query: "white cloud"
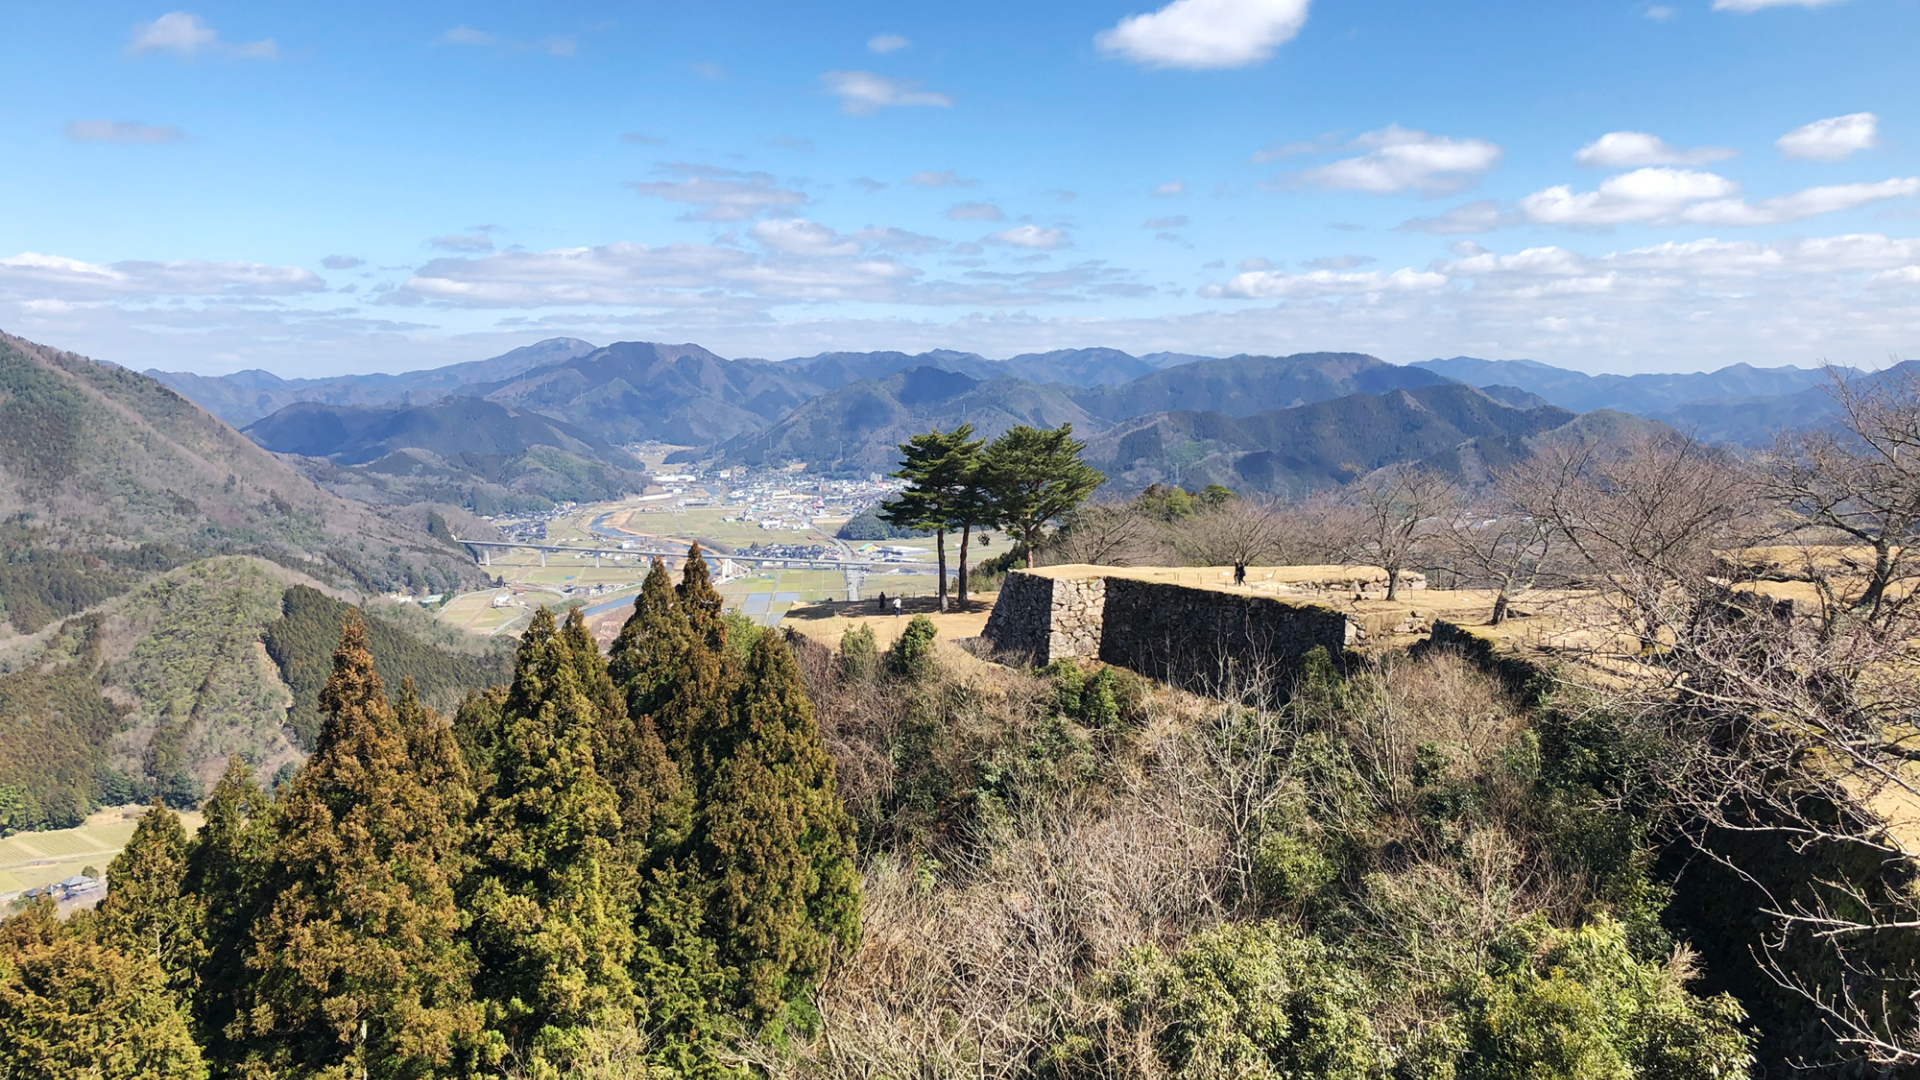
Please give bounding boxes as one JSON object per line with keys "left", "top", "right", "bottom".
{"left": 1575, "top": 131, "right": 1735, "bottom": 168}
{"left": 1251, "top": 134, "right": 1339, "bottom": 162}
{"left": 439, "top": 25, "right": 494, "bottom": 45}
{"left": 437, "top": 26, "right": 574, "bottom": 55}
{"left": 821, "top": 71, "right": 953, "bottom": 115}
{"left": 1291, "top": 126, "right": 1503, "bottom": 195}
{"left": 1303, "top": 255, "right": 1376, "bottom": 270}
{"left": 1714, "top": 0, "right": 1848, "bottom": 10}
{"left": 1201, "top": 266, "right": 1447, "bottom": 299}
{"left": 1238, "top": 257, "right": 1273, "bottom": 270}
{"left": 749, "top": 219, "right": 864, "bottom": 257}
{"left": 1521, "top": 168, "right": 1738, "bottom": 225}
{"left": 1153, "top": 180, "right": 1187, "bottom": 196}
{"left": 0, "top": 252, "right": 323, "bottom": 297}
{"left": 64, "top": 120, "right": 186, "bottom": 145}
{"left": 985, "top": 225, "right": 1071, "bottom": 250}
{"left": 867, "top": 33, "right": 911, "bottom": 53}
{"left": 905, "top": 170, "right": 977, "bottom": 188}
{"left": 1519, "top": 167, "right": 1919, "bottom": 227}
{"left": 628, "top": 163, "right": 807, "bottom": 222}
{"left": 945, "top": 202, "right": 1006, "bottom": 222}
{"left": 127, "top": 12, "right": 275, "bottom": 59}
{"left": 127, "top": 12, "right": 218, "bottom": 54}
{"left": 321, "top": 256, "right": 364, "bottom": 270}
{"left": 1684, "top": 179, "right": 1920, "bottom": 225}
{"left": 1095, "top": 0, "right": 1312, "bottom": 70}
{"left": 851, "top": 226, "right": 947, "bottom": 254}
{"left": 430, "top": 233, "right": 495, "bottom": 253}
{"left": 850, "top": 177, "right": 888, "bottom": 193}
{"left": 1396, "top": 200, "right": 1514, "bottom": 234}
{"left": 1778, "top": 112, "right": 1878, "bottom": 161}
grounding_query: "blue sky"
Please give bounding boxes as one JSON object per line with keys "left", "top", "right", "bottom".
{"left": 2, "top": 0, "right": 1916, "bottom": 377}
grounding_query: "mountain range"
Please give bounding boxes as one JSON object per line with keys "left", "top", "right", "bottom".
{"left": 141, "top": 333, "right": 1894, "bottom": 499}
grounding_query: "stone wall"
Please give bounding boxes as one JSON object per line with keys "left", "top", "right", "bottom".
{"left": 1100, "top": 577, "right": 1353, "bottom": 688}
{"left": 984, "top": 568, "right": 1358, "bottom": 687}
{"left": 980, "top": 571, "right": 1054, "bottom": 660}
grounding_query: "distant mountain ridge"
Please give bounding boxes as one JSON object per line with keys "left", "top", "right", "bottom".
{"left": 147, "top": 337, "right": 599, "bottom": 427}
{"left": 1085, "top": 384, "right": 1584, "bottom": 497}
{"left": 1412, "top": 355, "right": 1901, "bottom": 446}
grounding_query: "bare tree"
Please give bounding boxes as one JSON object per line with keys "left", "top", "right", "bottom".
{"left": 1045, "top": 500, "right": 1162, "bottom": 566}
{"left": 1766, "top": 365, "right": 1920, "bottom": 620}
{"left": 1507, "top": 430, "right": 1762, "bottom": 647}
{"left": 1346, "top": 466, "right": 1457, "bottom": 601}
{"left": 1503, "top": 424, "right": 1920, "bottom": 1066}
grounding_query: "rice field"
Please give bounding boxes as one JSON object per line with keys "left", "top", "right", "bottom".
{"left": 0, "top": 806, "right": 204, "bottom": 897}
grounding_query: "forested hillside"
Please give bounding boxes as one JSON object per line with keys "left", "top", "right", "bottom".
{"left": 0, "top": 332, "right": 486, "bottom": 637}
{"left": 243, "top": 396, "right": 649, "bottom": 512}
{"left": 0, "top": 557, "right": 511, "bottom": 833}
{"left": 1085, "top": 384, "right": 1581, "bottom": 495}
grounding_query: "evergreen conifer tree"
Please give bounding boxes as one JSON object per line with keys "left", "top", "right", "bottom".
{"left": 241, "top": 614, "right": 480, "bottom": 1079}
{"left": 693, "top": 630, "right": 861, "bottom": 1024}
{"left": 574, "top": 599, "right": 685, "bottom": 854}
{"left": 182, "top": 756, "right": 274, "bottom": 1064}
{"left": 608, "top": 559, "right": 690, "bottom": 726}
{"left": 94, "top": 802, "right": 204, "bottom": 1006}
{"left": 675, "top": 544, "right": 726, "bottom": 651}
{"left": 0, "top": 899, "right": 207, "bottom": 1080}
{"left": 466, "top": 610, "right": 640, "bottom": 1074}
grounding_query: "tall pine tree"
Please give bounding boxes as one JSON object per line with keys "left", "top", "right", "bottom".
{"left": 465, "top": 608, "right": 640, "bottom": 1075}
{"left": 694, "top": 630, "right": 861, "bottom": 1025}
{"left": 94, "top": 802, "right": 204, "bottom": 1008}
{"left": 563, "top": 606, "right": 682, "bottom": 853}
{"left": 241, "top": 613, "right": 480, "bottom": 1079}
{"left": 182, "top": 756, "right": 274, "bottom": 1065}
{"left": 0, "top": 899, "right": 206, "bottom": 1080}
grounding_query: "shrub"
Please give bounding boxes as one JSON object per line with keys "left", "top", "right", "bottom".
{"left": 885, "top": 615, "right": 939, "bottom": 680}
{"left": 1453, "top": 916, "right": 1753, "bottom": 1080}
{"left": 1106, "top": 921, "right": 1388, "bottom": 1080}
{"left": 838, "top": 624, "right": 878, "bottom": 683}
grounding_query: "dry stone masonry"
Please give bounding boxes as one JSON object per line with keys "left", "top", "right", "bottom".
{"left": 985, "top": 567, "right": 1366, "bottom": 688}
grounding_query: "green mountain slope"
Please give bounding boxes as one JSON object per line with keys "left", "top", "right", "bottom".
{"left": 1071, "top": 352, "right": 1450, "bottom": 421}
{"left": 720, "top": 366, "right": 1102, "bottom": 475}
{"left": 243, "top": 396, "right": 648, "bottom": 512}
{"left": 0, "top": 557, "right": 512, "bottom": 834}
{"left": 480, "top": 340, "right": 828, "bottom": 444}
{"left": 0, "top": 331, "right": 486, "bottom": 635}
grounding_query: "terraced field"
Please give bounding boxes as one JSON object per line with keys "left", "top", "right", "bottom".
{"left": 0, "top": 806, "right": 204, "bottom": 896}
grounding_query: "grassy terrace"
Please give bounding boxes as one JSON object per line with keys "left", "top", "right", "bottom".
{"left": 0, "top": 806, "right": 204, "bottom": 897}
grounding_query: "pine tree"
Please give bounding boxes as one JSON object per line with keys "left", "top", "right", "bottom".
{"left": 693, "top": 630, "right": 861, "bottom": 1024}
{"left": 885, "top": 425, "right": 986, "bottom": 611}
{"left": 241, "top": 613, "right": 480, "bottom": 1079}
{"left": 608, "top": 559, "right": 689, "bottom": 722}
{"left": 980, "top": 424, "right": 1105, "bottom": 568}
{"left": 465, "top": 614, "right": 639, "bottom": 1074}
{"left": 675, "top": 544, "right": 726, "bottom": 651}
{"left": 94, "top": 802, "right": 204, "bottom": 1006}
{"left": 182, "top": 756, "right": 274, "bottom": 1063}
{"left": 575, "top": 598, "right": 685, "bottom": 854}
{"left": 0, "top": 898, "right": 206, "bottom": 1080}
